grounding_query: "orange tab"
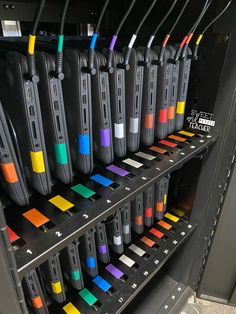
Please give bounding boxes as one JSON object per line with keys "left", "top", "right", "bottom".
{"left": 168, "top": 135, "right": 186, "bottom": 142}
{"left": 141, "top": 236, "right": 155, "bottom": 248}
{"left": 168, "top": 105, "right": 175, "bottom": 120}
{"left": 156, "top": 202, "right": 164, "bottom": 212}
{"left": 149, "top": 146, "right": 167, "bottom": 154}
{"left": 158, "top": 220, "right": 172, "bottom": 230}
{"left": 23, "top": 208, "right": 49, "bottom": 228}
{"left": 0, "top": 162, "right": 18, "bottom": 183}
{"left": 31, "top": 296, "right": 43, "bottom": 309}
{"left": 145, "top": 114, "right": 154, "bottom": 129}
{"left": 135, "top": 215, "right": 143, "bottom": 226}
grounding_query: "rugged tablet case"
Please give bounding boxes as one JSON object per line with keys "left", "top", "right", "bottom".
{"left": 60, "top": 241, "right": 84, "bottom": 290}
{"left": 80, "top": 229, "right": 98, "bottom": 277}
{"left": 153, "top": 46, "right": 172, "bottom": 139}
{"left": 131, "top": 192, "right": 144, "bottom": 234}
{"left": 175, "top": 48, "right": 192, "bottom": 131}
{"left": 23, "top": 270, "right": 49, "bottom": 314}
{"left": 138, "top": 47, "right": 158, "bottom": 146}
{"left": 125, "top": 48, "right": 144, "bottom": 152}
{"left": 120, "top": 202, "right": 131, "bottom": 244}
{"left": 0, "top": 52, "right": 51, "bottom": 195}
{"left": 63, "top": 49, "right": 93, "bottom": 174}
{"left": 143, "top": 185, "right": 154, "bottom": 227}
{"left": 0, "top": 101, "right": 29, "bottom": 205}
{"left": 36, "top": 51, "right": 73, "bottom": 184}
{"left": 105, "top": 210, "right": 124, "bottom": 254}
{"left": 95, "top": 222, "right": 110, "bottom": 264}
{"left": 91, "top": 51, "right": 114, "bottom": 164}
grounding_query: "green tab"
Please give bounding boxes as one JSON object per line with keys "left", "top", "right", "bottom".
{"left": 71, "top": 184, "right": 95, "bottom": 198}
{"left": 54, "top": 143, "right": 68, "bottom": 165}
{"left": 71, "top": 270, "right": 80, "bottom": 281}
{"left": 79, "top": 288, "right": 97, "bottom": 306}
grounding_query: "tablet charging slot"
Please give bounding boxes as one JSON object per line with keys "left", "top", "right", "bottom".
{"left": 53, "top": 100, "right": 59, "bottom": 111}
{"left": 25, "top": 87, "right": 32, "bottom": 101}
{"left": 135, "top": 95, "right": 139, "bottom": 109}
{"left": 28, "top": 106, "right": 35, "bottom": 117}
{"left": 52, "top": 84, "right": 57, "bottom": 98}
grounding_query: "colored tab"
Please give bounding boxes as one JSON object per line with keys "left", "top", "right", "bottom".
{"left": 156, "top": 202, "right": 164, "bottom": 212}
{"left": 168, "top": 105, "right": 175, "bottom": 120}
{"left": 30, "top": 151, "right": 45, "bottom": 173}
{"left": 49, "top": 195, "right": 74, "bottom": 212}
{"left": 78, "top": 134, "right": 90, "bottom": 155}
{"left": 119, "top": 254, "right": 135, "bottom": 268}
{"left": 79, "top": 288, "right": 97, "bottom": 306}
{"left": 176, "top": 102, "right": 185, "bottom": 114}
{"left": 106, "top": 164, "right": 129, "bottom": 177}
{"left": 0, "top": 162, "right": 18, "bottom": 183}
{"left": 51, "top": 281, "right": 62, "bottom": 294}
{"left": 114, "top": 235, "right": 122, "bottom": 246}
{"left": 141, "top": 236, "right": 155, "bottom": 248}
{"left": 99, "top": 244, "right": 107, "bottom": 254}
{"left": 71, "top": 184, "right": 95, "bottom": 198}
{"left": 145, "top": 114, "right": 154, "bottom": 129}
{"left": 168, "top": 135, "right": 186, "bottom": 142}
{"left": 100, "top": 128, "right": 110, "bottom": 147}
{"left": 158, "top": 220, "right": 172, "bottom": 230}
{"left": 164, "top": 194, "right": 167, "bottom": 205}
{"left": 23, "top": 208, "right": 49, "bottom": 228}
{"left": 145, "top": 207, "right": 153, "bottom": 218}
{"left": 93, "top": 275, "right": 111, "bottom": 292}
{"left": 159, "top": 108, "right": 168, "bottom": 123}
{"left": 135, "top": 215, "right": 143, "bottom": 226}
{"left": 90, "top": 174, "right": 113, "bottom": 187}
{"left": 130, "top": 117, "right": 139, "bottom": 133}
{"left": 159, "top": 140, "right": 177, "bottom": 148}
{"left": 63, "top": 302, "right": 81, "bottom": 314}
{"left": 129, "top": 244, "right": 145, "bottom": 257}
{"left": 149, "top": 146, "right": 167, "bottom": 154}
{"left": 114, "top": 123, "right": 124, "bottom": 139}
{"left": 71, "top": 270, "right": 80, "bottom": 281}
{"left": 28, "top": 34, "right": 36, "bottom": 55}
{"left": 135, "top": 151, "right": 156, "bottom": 161}
{"left": 90, "top": 33, "right": 98, "bottom": 49}
{"left": 57, "top": 35, "right": 64, "bottom": 53}
{"left": 165, "top": 213, "right": 179, "bottom": 222}
{"left": 172, "top": 208, "right": 185, "bottom": 217}
{"left": 54, "top": 143, "right": 68, "bottom": 165}
{"left": 86, "top": 256, "right": 95, "bottom": 268}
{"left": 178, "top": 130, "right": 195, "bottom": 137}
{"left": 123, "top": 158, "right": 143, "bottom": 169}
{"left": 106, "top": 264, "right": 124, "bottom": 279}
{"left": 150, "top": 228, "right": 164, "bottom": 239}
{"left": 31, "top": 296, "right": 43, "bottom": 309}
{"left": 7, "top": 226, "right": 20, "bottom": 243}
{"left": 196, "top": 34, "right": 203, "bottom": 46}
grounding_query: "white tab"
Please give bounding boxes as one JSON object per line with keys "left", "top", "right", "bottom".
{"left": 128, "top": 34, "right": 137, "bottom": 49}
{"left": 130, "top": 117, "right": 139, "bottom": 134}
{"left": 147, "top": 35, "right": 155, "bottom": 48}
{"left": 129, "top": 244, "right": 145, "bottom": 257}
{"left": 123, "top": 158, "right": 143, "bottom": 169}
{"left": 135, "top": 151, "right": 156, "bottom": 161}
{"left": 114, "top": 123, "right": 124, "bottom": 139}
{"left": 113, "top": 235, "right": 122, "bottom": 245}
{"left": 123, "top": 224, "right": 130, "bottom": 235}
{"left": 119, "top": 254, "right": 135, "bottom": 267}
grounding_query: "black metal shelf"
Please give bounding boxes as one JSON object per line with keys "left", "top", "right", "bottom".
{"left": 4, "top": 131, "right": 217, "bottom": 279}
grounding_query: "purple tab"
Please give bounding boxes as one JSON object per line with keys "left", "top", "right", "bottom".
{"left": 106, "top": 263, "right": 124, "bottom": 279}
{"left": 106, "top": 164, "right": 129, "bottom": 177}
{"left": 99, "top": 244, "right": 107, "bottom": 254}
{"left": 100, "top": 128, "right": 110, "bottom": 147}
{"left": 109, "top": 35, "right": 118, "bottom": 51}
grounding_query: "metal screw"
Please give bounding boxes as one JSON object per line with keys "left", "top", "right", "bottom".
{"left": 4, "top": 4, "right": 9, "bottom": 9}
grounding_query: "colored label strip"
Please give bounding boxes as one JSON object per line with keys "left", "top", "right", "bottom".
{"left": 63, "top": 302, "right": 81, "bottom": 314}
{"left": 54, "top": 143, "right": 68, "bottom": 165}
{"left": 145, "top": 207, "right": 153, "bottom": 218}
{"left": 135, "top": 151, "right": 156, "bottom": 161}
{"left": 71, "top": 184, "right": 95, "bottom": 198}
{"left": 141, "top": 236, "right": 155, "bottom": 248}
{"left": 129, "top": 244, "right": 145, "bottom": 257}
{"left": 7, "top": 226, "right": 20, "bottom": 243}
{"left": 90, "top": 174, "right": 113, "bottom": 187}
{"left": 122, "top": 158, "right": 143, "bottom": 169}
{"left": 30, "top": 151, "right": 45, "bottom": 173}
{"left": 168, "top": 135, "right": 186, "bottom": 142}
{"left": 159, "top": 140, "right": 177, "bottom": 148}
{"left": 71, "top": 270, "right": 80, "bottom": 281}
{"left": 149, "top": 146, "right": 167, "bottom": 154}
{"left": 51, "top": 281, "right": 62, "bottom": 294}
{"left": 31, "top": 296, "right": 43, "bottom": 309}
{"left": 178, "top": 130, "right": 195, "bottom": 137}
{"left": 78, "top": 134, "right": 90, "bottom": 154}
{"left": 0, "top": 162, "right": 18, "bottom": 183}
{"left": 86, "top": 256, "right": 95, "bottom": 268}
{"left": 119, "top": 254, "right": 135, "bottom": 268}
{"left": 105, "top": 264, "right": 124, "bottom": 279}
{"left": 49, "top": 195, "right": 74, "bottom": 212}
{"left": 165, "top": 213, "right": 179, "bottom": 222}
{"left": 98, "top": 244, "right": 107, "bottom": 254}
{"left": 158, "top": 220, "right": 172, "bottom": 230}
{"left": 106, "top": 164, "right": 129, "bottom": 177}
{"left": 93, "top": 275, "right": 111, "bottom": 292}
{"left": 79, "top": 288, "right": 97, "bottom": 306}
{"left": 150, "top": 228, "right": 164, "bottom": 239}
{"left": 23, "top": 208, "right": 49, "bottom": 228}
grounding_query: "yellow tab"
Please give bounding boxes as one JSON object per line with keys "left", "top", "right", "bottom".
{"left": 172, "top": 208, "right": 185, "bottom": 217}
{"left": 178, "top": 130, "right": 195, "bottom": 137}
{"left": 63, "top": 303, "right": 81, "bottom": 314}
{"left": 196, "top": 34, "right": 203, "bottom": 46}
{"left": 176, "top": 101, "right": 185, "bottom": 114}
{"left": 28, "top": 34, "right": 36, "bottom": 55}
{"left": 165, "top": 213, "right": 179, "bottom": 223}
{"left": 164, "top": 194, "right": 167, "bottom": 205}
{"left": 49, "top": 195, "right": 74, "bottom": 212}
{"left": 30, "top": 151, "right": 45, "bottom": 173}
{"left": 51, "top": 281, "right": 62, "bottom": 294}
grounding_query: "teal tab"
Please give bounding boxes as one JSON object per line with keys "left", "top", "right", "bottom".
{"left": 79, "top": 288, "right": 97, "bottom": 306}
{"left": 71, "top": 270, "right": 80, "bottom": 281}
{"left": 54, "top": 143, "right": 68, "bottom": 165}
{"left": 58, "top": 35, "right": 64, "bottom": 52}
{"left": 71, "top": 184, "right": 95, "bottom": 198}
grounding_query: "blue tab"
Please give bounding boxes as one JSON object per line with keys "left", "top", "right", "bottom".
{"left": 86, "top": 256, "right": 95, "bottom": 268}
{"left": 78, "top": 134, "right": 90, "bottom": 155}
{"left": 90, "top": 174, "right": 113, "bottom": 187}
{"left": 90, "top": 33, "right": 98, "bottom": 49}
{"left": 93, "top": 276, "right": 111, "bottom": 292}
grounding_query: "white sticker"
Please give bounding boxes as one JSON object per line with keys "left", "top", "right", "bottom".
{"left": 113, "top": 235, "right": 122, "bottom": 245}
{"left": 130, "top": 118, "right": 139, "bottom": 134}
{"left": 128, "top": 34, "right": 137, "bottom": 48}
{"left": 199, "top": 118, "right": 215, "bottom": 126}
{"left": 135, "top": 151, "right": 156, "bottom": 161}
{"left": 119, "top": 254, "right": 135, "bottom": 268}
{"left": 114, "top": 123, "right": 124, "bottom": 139}
{"left": 123, "top": 158, "right": 143, "bottom": 169}
{"left": 123, "top": 224, "right": 130, "bottom": 235}
{"left": 129, "top": 244, "right": 145, "bottom": 257}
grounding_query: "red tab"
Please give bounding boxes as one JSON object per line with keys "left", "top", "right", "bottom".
{"left": 150, "top": 228, "right": 164, "bottom": 239}
{"left": 159, "top": 109, "right": 168, "bottom": 123}
{"left": 159, "top": 140, "right": 177, "bottom": 148}
{"left": 145, "top": 208, "right": 153, "bottom": 218}
{"left": 7, "top": 226, "right": 20, "bottom": 243}
{"left": 135, "top": 215, "right": 143, "bottom": 226}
